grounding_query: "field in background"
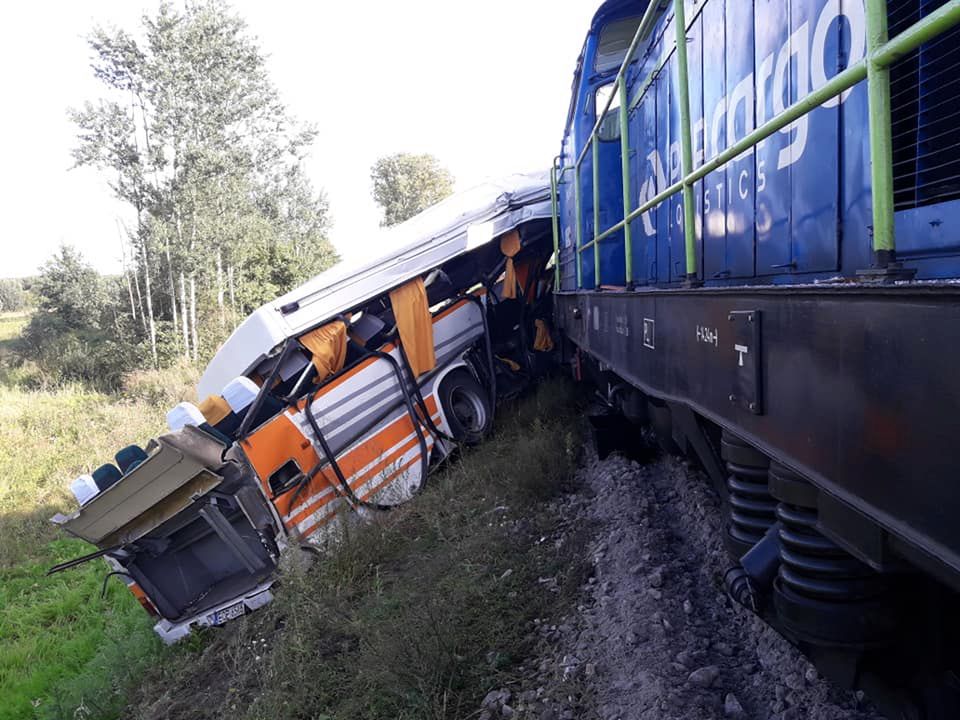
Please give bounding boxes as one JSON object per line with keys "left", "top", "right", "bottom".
{"left": 0, "top": 316, "right": 197, "bottom": 720}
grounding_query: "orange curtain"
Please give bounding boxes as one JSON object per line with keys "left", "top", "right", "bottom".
{"left": 533, "top": 319, "right": 555, "bottom": 352}
{"left": 500, "top": 230, "right": 521, "bottom": 299}
{"left": 198, "top": 395, "right": 232, "bottom": 425}
{"left": 514, "top": 256, "right": 538, "bottom": 305}
{"left": 389, "top": 278, "right": 436, "bottom": 377}
{"left": 300, "top": 320, "right": 348, "bottom": 383}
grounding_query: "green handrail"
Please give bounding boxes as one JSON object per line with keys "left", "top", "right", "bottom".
{"left": 672, "top": 0, "right": 698, "bottom": 285}
{"left": 562, "top": 0, "right": 960, "bottom": 289}
{"left": 619, "top": 80, "right": 633, "bottom": 287}
{"left": 550, "top": 158, "right": 561, "bottom": 290}
{"left": 593, "top": 137, "right": 601, "bottom": 287}
{"left": 574, "top": 162, "right": 583, "bottom": 288}
{"left": 866, "top": 0, "right": 895, "bottom": 256}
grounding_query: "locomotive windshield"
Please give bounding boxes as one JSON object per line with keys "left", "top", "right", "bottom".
{"left": 595, "top": 16, "right": 641, "bottom": 72}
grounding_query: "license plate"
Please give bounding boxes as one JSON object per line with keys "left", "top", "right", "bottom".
{"left": 209, "top": 601, "right": 246, "bottom": 625}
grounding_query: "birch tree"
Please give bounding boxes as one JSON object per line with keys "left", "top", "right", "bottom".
{"left": 71, "top": 0, "right": 337, "bottom": 366}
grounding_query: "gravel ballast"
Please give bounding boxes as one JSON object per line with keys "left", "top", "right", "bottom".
{"left": 493, "top": 448, "right": 885, "bottom": 720}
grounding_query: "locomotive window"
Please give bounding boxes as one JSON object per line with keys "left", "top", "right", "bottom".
{"left": 595, "top": 16, "right": 641, "bottom": 73}
{"left": 595, "top": 82, "right": 621, "bottom": 142}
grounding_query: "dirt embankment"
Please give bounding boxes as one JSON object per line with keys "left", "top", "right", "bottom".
{"left": 481, "top": 449, "right": 884, "bottom": 720}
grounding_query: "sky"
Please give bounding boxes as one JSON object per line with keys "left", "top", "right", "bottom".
{"left": 0, "top": 1, "right": 598, "bottom": 277}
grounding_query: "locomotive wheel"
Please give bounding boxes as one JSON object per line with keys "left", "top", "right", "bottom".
{"left": 438, "top": 369, "right": 491, "bottom": 445}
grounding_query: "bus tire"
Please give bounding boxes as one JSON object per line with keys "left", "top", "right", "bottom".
{"left": 438, "top": 369, "right": 492, "bottom": 445}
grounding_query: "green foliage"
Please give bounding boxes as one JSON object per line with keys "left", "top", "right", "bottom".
{"left": 30, "top": 246, "right": 107, "bottom": 330}
{"left": 71, "top": 0, "right": 338, "bottom": 366}
{"left": 0, "top": 279, "right": 29, "bottom": 313}
{"left": 18, "top": 247, "right": 147, "bottom": 391}
{"left": 371, "top": 153, "right": 455, "bottom": 226}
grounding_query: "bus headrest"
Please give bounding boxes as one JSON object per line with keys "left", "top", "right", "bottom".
{"left": 69, "top": 474, "right": 99, "bottom": 505}
{"left": 92, "top": 463, "right": 123, "bottom": 492}
{"left": 167, "top": 402, "right": 206, "bottom": 431}
{"left": 222, "top": 376, "right": 260, "bottom": 413}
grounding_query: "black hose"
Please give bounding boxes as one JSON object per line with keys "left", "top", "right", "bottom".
{"left": 282, "top": 295, "right": 492, "bottom": 514}
{"left": 450, "top": 293, "right": 498, "bottom": 411}
{"left": 299, "top": 348, "right": 430, "bottom": 512}
{"left": 396, "top": 341, "right": 453, "bottom": 443}
{"left": 725, "top": 522, "right": 783, "bottom": 613}
{"left": 238, "top": 338, "right": 298, "bottom": 440}
{"left": 100, "top": 571, "right": 136, "bottom": 599}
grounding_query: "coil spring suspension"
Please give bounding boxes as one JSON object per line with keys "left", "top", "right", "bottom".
{"left": 769, "top": 463, "right": 893, "bottom": 647}
{"left": 721, "top": 431, "right": 776, "bottom": 558}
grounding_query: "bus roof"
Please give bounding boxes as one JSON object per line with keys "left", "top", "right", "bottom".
{"left": 198, "top": 171, "right": 552, "bottom": 399}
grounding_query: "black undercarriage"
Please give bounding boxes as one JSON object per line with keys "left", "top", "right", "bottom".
{"left": 556, "top": 284, "right": 960, "bottom": 719}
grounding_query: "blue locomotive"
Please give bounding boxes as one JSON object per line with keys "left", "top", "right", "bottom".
{"left": 552, "top": 0, "right": 960, "bottom": 715}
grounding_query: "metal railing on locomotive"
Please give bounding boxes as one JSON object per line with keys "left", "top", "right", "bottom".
{"left": 549, "top": 0, "right": 960, "bottom": 289}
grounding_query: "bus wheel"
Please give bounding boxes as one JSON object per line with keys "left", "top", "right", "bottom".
{"left": 439, "top": 369, "right": 492, "bottom": 445}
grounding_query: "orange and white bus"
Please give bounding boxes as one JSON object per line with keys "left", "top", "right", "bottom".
{"left": 50, "top": 173, "right": 557, "bottom": 642}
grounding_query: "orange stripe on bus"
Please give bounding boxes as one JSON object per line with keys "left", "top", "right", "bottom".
{"left": 297, "top": 447, "right": 428, "bottom": 539}
{"left": 266, "top": 398, "right": 440, "bottom": 523}
{"left": 286, "top": 413, "right": 439, "bottom": 528}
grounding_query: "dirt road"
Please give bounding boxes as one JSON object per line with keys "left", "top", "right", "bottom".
{"left": 482, "top": 449, "right": 884, "bottom": 720}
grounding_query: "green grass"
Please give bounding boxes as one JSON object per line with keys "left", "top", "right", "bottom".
{"left": 0, "top": 313, "right": 30, "bottom": 375}
{"left": 0, "top": 312, "right": 29, "bottom": 342}
{"left": 0, "top": 385, "right": 167, "bottom": 566}
{"left": 0, "top": 313, "right": 176, "bottom": 720}
{"left": 0, "top": 540, "right": 162, "bottom": 720}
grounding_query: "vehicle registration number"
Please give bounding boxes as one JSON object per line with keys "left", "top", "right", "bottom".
{"left": 209, "top": 601, "right": 246, "bottom": 625}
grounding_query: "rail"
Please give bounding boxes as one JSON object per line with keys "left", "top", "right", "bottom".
{"left": 550, "top": 0, "right": 960, "bottom": 289}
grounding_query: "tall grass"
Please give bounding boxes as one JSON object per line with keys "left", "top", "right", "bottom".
{"left": 0, "top": 385, "right": 167, "bottom": 565}
{"left": 0, "top": 314, "right": 188, "bottom": 720}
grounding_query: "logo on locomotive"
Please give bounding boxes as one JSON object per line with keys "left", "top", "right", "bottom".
{"left": 638, "top": 0, "right": 866, "bottom": 236}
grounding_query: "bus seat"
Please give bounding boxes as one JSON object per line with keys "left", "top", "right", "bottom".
{"left": 116, "top": 445, "right": 149, "bottom": 473}
{"left": 92, "top": 463, "right": 123, "bottom": 492}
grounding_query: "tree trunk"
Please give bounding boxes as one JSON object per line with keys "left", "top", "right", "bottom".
{"left": 165, "top": 238, "right": 179, "bottom": 351}
{"left": 216, "top": 247, "right": 225, "bottom": 330}
{"left": 141, "top": 240, "right": 158, "bottom": 369}
{"left": 131, "top": 262, "right": 146, "bottom": 330}
{"left": 190, "top": 274, "right": 199, "bottom": 364}
{"left": 118, "top": 227, "right": 137, "bottom": 322}
{"left": 125, "top": 270, "right": 137, "bottom": 323}
{"left": 228, "top": 263, "right": 236, "bottom": 317}
{"left": 180, "top": 271, "right": 190, "bottom": 360}
{"left": 174, "top": 206, "right": 188, "bottom": 354}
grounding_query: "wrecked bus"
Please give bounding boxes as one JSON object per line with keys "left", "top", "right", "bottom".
{"left": 50, "top": 173, "right": 556, "bottom": 643}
